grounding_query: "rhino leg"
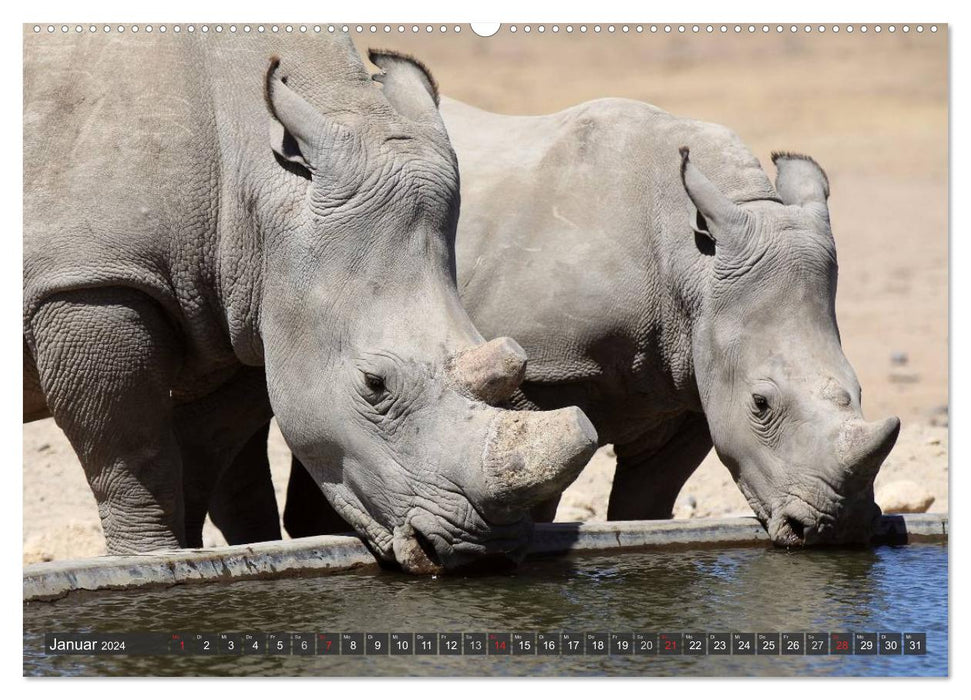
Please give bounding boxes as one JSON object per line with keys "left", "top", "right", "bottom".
{"left": 607, "top": 412, "right": 713, "bottom": 520}
{"left": 31, "top": 288, "right": 186, "bottom": 553}
{"left": 23, "top": 337, "right": 50, "bottom": 422}
{"left": 283, "top": 455, "right": 351, "bottom": 537}
{"left": 207, "top": 423, "right": 283, "bottom": 545}
{"left": 174, "top": 369, "right": 275, "bottom": 547}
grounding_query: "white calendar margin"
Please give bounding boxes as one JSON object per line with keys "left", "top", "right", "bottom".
{"left": 3, "top": 0, "right": 960, "bottom": 696}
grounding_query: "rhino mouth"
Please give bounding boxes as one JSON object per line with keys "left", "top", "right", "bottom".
{"left": 393, "top": 508, "right": 532, "bottom": 574}
{"left": 766, "top": 491, "right": 880, "bottom": 547}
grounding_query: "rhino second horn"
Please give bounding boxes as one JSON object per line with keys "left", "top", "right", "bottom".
{"left": 448, "top": 337, "right": 527, "bottom": 404}
{"left": 484, "top": 406, "right": 599, "bottom": 507}
{"left": 837, "top": 416, "right": 901, "bottom": 484}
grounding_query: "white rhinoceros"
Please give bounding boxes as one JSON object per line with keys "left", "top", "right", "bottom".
{"left": 22, "top": 32, "right": 597, "bottom": 573}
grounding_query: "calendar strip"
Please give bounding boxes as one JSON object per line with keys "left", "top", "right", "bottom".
{"left": 43, "top": 632, "right": 927, "bottom": 656}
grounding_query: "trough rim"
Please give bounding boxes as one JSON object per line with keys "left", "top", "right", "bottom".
{"left": 23, "top": 513, "right": 947, "bottom": 602}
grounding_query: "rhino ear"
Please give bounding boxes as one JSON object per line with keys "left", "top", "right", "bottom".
{"left": 368, "top": 49, "right": 447, "bottom": 136}
{"left": 679, "top": 147, "right": 741, "bottom": 239}
{"left": 772, "top": 151, "right": 830, "bottom": 210}
{"left": 264, "top": 56, "right": 323, "bottom": 172}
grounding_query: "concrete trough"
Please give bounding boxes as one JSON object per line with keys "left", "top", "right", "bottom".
{"left": 23, "top": 513, "right": 947, "bottom": 602}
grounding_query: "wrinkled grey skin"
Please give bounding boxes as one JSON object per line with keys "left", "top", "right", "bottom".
{"left": 22, "top": 32, "right": 597, "bottom": 573}
{"left": 276, "top": 89, "right": 899, "bottom": 547}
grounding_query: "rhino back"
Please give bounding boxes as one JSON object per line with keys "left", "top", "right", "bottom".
{"left": 443, "top": 97, "right": 777, "bottom": 438}
{"left": 23, "top": 30, "right": 374, "bottom": 375}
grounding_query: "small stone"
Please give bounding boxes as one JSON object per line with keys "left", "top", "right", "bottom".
{"left": 876, "top": 480, "right": 935, "bottom": 514}
{"left": 888, "top": 372, "right": 920, "bottom": 384}
{"left": 890, "top": 351, "right": 909, "bottom": 366}
{"left": 673, "top": 499, "right": 697, "bottom": 519}
{"left": 928, "top": 405, "right": 948, "bottom": 428}
{"left": 37, "top": 443, "right": 50, "bottom": 452}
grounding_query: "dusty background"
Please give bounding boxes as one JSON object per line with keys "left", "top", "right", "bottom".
{"left": 23, "top": 27, "right": 948, "bottom": 563}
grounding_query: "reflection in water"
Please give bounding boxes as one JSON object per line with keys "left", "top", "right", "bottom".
{"left": 24, "top": 544, "right": 947, "bottom": 676}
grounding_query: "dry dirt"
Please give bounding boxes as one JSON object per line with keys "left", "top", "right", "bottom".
{"left": 23, "top": 28, "right": 948, "bottom": 564}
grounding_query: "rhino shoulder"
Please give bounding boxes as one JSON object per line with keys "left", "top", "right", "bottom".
{"left": 545, "top": 97, "right": 670, "bottom": 154}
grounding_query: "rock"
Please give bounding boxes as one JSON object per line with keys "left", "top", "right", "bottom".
{"left": 928, "top": 405, "right": 948, "bottom": 428}
{"left": 888, "top": 372, "right": 920, "bottom": 384}
{"left": 890, "top": 351, "right": 909, "bottom": 366}
{"left": 876, "top": 480, "right": 936, "bottom": 514}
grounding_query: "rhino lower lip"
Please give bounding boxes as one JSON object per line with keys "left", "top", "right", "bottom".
{"left": 428, "top": 533, "right": 528, "bottom": 573}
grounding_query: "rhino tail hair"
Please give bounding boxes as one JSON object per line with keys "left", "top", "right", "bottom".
{"left": 368, "top": 48, "right": 440, "bottom": 106}
{"left": 678, "top": 146, "right": 691, "bottom": 179}
{"left": 770, "top": 151, "right": 830, "bottom": 191}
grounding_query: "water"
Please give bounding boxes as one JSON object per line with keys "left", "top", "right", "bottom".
{"left": 23, "top": 543, "right": 947, "bottom": 676}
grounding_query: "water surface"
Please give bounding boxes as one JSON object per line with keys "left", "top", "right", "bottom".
{"left": 23, "top": 543, "right": 947, "bottom": 676}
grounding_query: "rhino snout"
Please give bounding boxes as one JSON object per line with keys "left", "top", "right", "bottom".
{"left": 483, "top": 406, "right": 598, "bottom": 508}
{"left": 757, "top": 414, "right": 899, "bottom": 548}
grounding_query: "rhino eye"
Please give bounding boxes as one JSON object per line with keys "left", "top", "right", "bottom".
{"left": 363, "top": 373, "right": 387, "bottom": 397}
{"left": 752, "top": 393, "right": 769, "bottom": 414}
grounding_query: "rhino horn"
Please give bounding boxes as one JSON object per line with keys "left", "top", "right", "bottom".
{"left": 368, "top": 49, "right": 447, "bottom": 135}
{"left": 484, "top": 407, "right": 598, "bottom": 508}
{"left": 447, "top": 337, "right": 527, "bottom": 405}
{"left": 837, "top": 416, "right": 901, "bottom": 485}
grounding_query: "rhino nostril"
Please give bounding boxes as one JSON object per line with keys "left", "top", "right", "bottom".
{"left": 412, "top": 529, "right": 442, "bottom": 568}
{"left": 786, "top": 516, "right": 805, "bottom": 540}
{"left": 781, "top": 515, "right": 807, "bottom": 545}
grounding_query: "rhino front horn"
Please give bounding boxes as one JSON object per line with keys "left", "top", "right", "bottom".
{"left": 448, "top": 337, "right": 527, "bottom": 405}
{"left": 838, "top": 416, "right": 901, "bottom": 484}
{"left": 484, "top": 407, "right": 598, "bottom": 507}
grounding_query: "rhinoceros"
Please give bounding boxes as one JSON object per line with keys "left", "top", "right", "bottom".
{"left": 275, "top": 71, "right": 900, "bottom": 546}
{"left": 22, "top": 31, "right": 598, "bottom": 573}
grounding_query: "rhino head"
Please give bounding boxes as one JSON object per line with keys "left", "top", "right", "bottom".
{"left": 257, "top": 51, "right": 596, "bottom": 573}
{"left": 680, "top": 147, "right": 899, "bottom": 546}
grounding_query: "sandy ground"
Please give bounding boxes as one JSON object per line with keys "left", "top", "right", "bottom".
{"left": 22, "top": 29, "right": 948, "bottom": 563}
